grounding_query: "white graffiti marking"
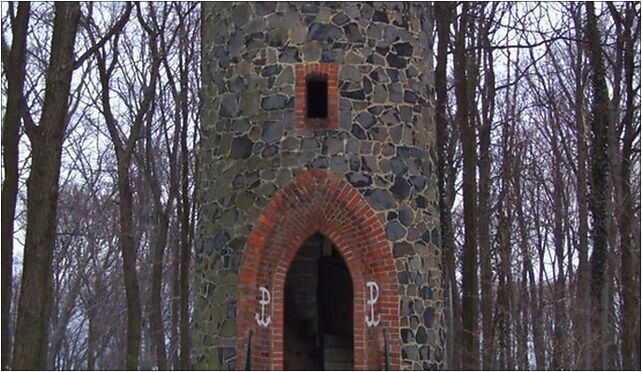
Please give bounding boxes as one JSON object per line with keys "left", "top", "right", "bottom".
{"left": 365, "top": 281, "right": 381, "bottom": 327}
{"left": 255, "top": 286, "right": 272, "bottom": 327}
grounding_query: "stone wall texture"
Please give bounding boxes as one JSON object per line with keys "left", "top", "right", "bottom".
{"left": 195, "top": 2, "right": 443, "bottom": 370}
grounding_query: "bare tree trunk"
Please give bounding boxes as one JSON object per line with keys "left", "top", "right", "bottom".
{"left": 551, "top": 116, "right": 568, "bottom": 371}
{"left": 12, "top": 4, "right": 80, "bottom": 369}
{"left": 150, "top": 212, "right": 169, "bottom": 370}
{"left": 1, "top": 4, "right": 30, "bottom": 369}
{"left": 434, "top": 3, "right": 460, "bottom": 369}
{"left": 170, "top": 225, "right": 180, "bottom": 369}
{"left": 496, "top": 82, "right": 514, "bottom": 370}
{"left": 606, "top": 4, "right": 640, "bottom": 369}
{"left": 178, "top": 12, "right": 193, "bottom": 365}
{"left": 178, "top": 88, "right": 193, "bottom": 372}
{"left": 454, "top": 4, "right": 479, "bottom": 369}
{"left": 117, "top": 160, "right": 143, "bottom": 370}
{"left": 48, "top": 273, "right": 82, "bottom": 369}
{"left": 478, "top": 16, "right": 495, "bottom": 368}
{"left": 570, "top": 5, "right": 592, "bottom": 368}
{"left": 585, "top": 2, "right": 613, "bottom": 369}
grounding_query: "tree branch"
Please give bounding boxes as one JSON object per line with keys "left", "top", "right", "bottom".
{"left": 73, "top": 3, "right": 132, "bottom": 70}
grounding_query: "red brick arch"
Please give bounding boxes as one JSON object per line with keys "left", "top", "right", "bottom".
{"left": 236, "top": 169, "right": 400, "bottom": 370}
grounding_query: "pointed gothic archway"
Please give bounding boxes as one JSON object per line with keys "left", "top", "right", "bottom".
{"left": 236, "top": 169, "right": 400, "bottom": 370}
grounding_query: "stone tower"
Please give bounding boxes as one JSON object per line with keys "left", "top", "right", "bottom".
{"left": 196, "top": 2, "right": 442, "bottom": 370}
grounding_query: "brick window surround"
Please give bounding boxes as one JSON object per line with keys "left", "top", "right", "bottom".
{"left": 295, "top": 63, "right": 339, "bottom": 129}
{"left": 236, "top": 169, "right": 400, "bottom": 370}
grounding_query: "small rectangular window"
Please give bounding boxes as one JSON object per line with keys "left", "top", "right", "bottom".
{"left": 295, "top": 63, "right": 338, "bottom": 129}
{"left": 306, "top": 77, "right": 328, "bottom": 119}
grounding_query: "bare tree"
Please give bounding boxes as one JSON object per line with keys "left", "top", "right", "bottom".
{"left": 89, "top": 3, "right": 162, "bottom": 368}
{"left": 0, "top": 3, "right": 30, "bottom": 368}
{"left": 11, "top": 4, "right": 81, "bottom": 369}
{"left": 453, "top": 3, "right": 480, "bottom": 369}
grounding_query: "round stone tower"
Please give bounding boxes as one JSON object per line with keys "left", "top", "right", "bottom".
{"left": 196, "top": 2, "right": 442, "bottom": 370}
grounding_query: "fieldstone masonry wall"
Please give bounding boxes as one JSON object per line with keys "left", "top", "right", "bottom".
{"left": 196, "top": 2, "right": 443, "bottom": 370}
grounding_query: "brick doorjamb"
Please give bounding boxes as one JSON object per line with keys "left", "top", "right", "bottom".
{"left": 236, "top": 169, "right": 400, "bottom": 370}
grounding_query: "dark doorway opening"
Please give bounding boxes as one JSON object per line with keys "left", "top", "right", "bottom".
{"left": 306, "top": 76, "right": 328, "bottom": 119}
{"left": 284, "top": 233, "right": 353, "bottom": 370}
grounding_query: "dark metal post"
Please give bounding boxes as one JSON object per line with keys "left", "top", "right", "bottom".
{"left": 244, "top": 330, "right": 252, "bottom": 370}
{"left": 383, "top": 328, "right": 390, "bottom": 371}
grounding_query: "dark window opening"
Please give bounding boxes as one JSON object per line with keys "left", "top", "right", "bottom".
{"left": 306, "top": 77, "right": 328, "bottom": 119}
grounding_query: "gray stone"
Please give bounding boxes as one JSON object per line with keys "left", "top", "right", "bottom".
{"left": 389, "top": 83, "right": 403, "bottom": 102}
{"left": 402, "top": 345, "right": 420, "bottom": 361}
{"left": 391, "top": 176, "right": 411, "bottom": 199}
{"left": 307, "top": 23, "right": 343, "bottom": 42}
{"left": 410, "top": 175, "right": 426, "bottom": 191}
{"left": 390, "top": 157, "right": 407, "bottom": 175}
{"left": 212, "top": 230, "right": 230, "bottom": 251}
{"left": 279, "top": 47, "right": 301, "bottom": 63}
{"left": 301, "top": 138, "right": 319, "bottom": 150}
{"left": 393, "top": 41, "right": 413, "bottom": 56}
{"left": 387, "top": 53, "right": 407, "bottom": 68}
{"left": 344, "top": 3, "right": 360, "bottom": 18}
{"left": 332, "top": 13, "right": 349, "bottom": 26}
{"left": 239, "top": 90, "right": 259, "bottom": 116}
{"left": 329, "top": 155, "right": 349, "bottom": 173}
{"left": 365, "top": 189, "right": 395, "bottom": 210}
{"left": 220, "top": 95, "right": 239, "bottom": 118}
{"left": 366, "top": 52, "right": 386, "bottom": 65}
{"left": 261, "top": 64, "right": 282, "bottom": 77}
{"left": 343, "top": 22, "right": 365, "bottom": 43}
{"left": 420, "top": 286, "right": 432, "bottom": 300}
{"left": 281, "top": 137, "right": 299, "bottom": 150}
{"left": 230, "top": 135, "right": 254, "bottom": 159}
{"left": 373, "top": 9, "right": 389, "bottom": 23}
{"left": 410, "top": 315, "right": 420, "bottom": 329}
{"left": 231, "top": 3, "right": 250, "bottom": 25}
{"left": 423, "top": 307, "right": 434, "bottom": 328}
{"left": 386, "top": 220, "right": 406, "bottom": 241}
{"left": 261, "top": 94, "right": 288, "bottom": 110}
{"left": 323, "top": 137, "right": 344, "bottom": 154}
{"left": 401, "top": 328, "right": 414, "bottom": 343}
{"left": 301, "top": 3, "right": 319, "bottom": 13}
{"left": 419, "top": 346, "right": 430, "bottom": 361}
{"left": 393, "top": 241, "right": 413, "bottom": 258}
{"left": 291, "top": 24, "right": 307, "bottom": 43}
{"left": 302, "top": 42, "right": 322, "bottom": 60}
{"left": 404, "top": 90, "right": 418, "bottom": 103}
{"left": 384, "top": 25, "right": 400, "bottom": 43}
{"left": 275, "top": 66, "right": 294, "bottom": 86}
{"left": 321, "top": 49, "right": 338, "bottom": 62}
{"left": 351, "top": 124, "right": 366, "bottom": 139}
{"left": 266, "top": 13, "right": 282, "bottom": 29}
{"left": 370, "top": 67, "right": 390, "bottom": 83}
{"left": 356, "top": 111, "right": 376, "bottom": 129}
{"left": 346, "top": 138, "right": 361, "bottom": 153}
{"left": 343, "top": 89, "right": 366, "bottom": 100}
{"left": 400, "top": 298, "right": 413, "bottom": 316}
{"left": 347, "top": 172, "right": 372, "bottom": 188}
{"left": 399, "top": 206, "right": 413, "bottom": 226}
{"left": 261, "top": 121, "right": 283, "bottom": 143}
{"left": 349, "top": 155, "right": 360, "bottom": 171}
{"left": 431, "top": 227, "right": 440, "bottom": 247}
{"left": 341, "top": 65, "right": 362, "bottom": 82}
{"left": 255, "top": 1, "right": 276, "bottom": 17}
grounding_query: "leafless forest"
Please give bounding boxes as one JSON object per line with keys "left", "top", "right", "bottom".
{"left": 1, "top": 2, "right": 640, "bottom": 370}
